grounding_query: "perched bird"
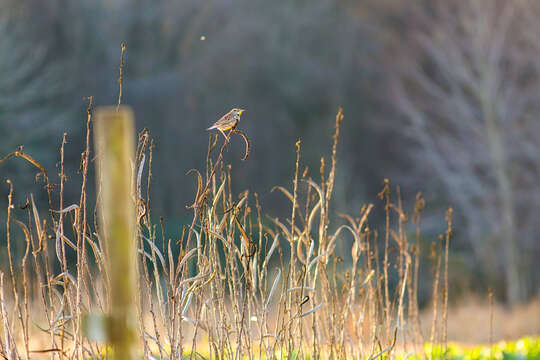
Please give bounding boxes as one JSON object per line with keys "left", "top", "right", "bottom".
{"left": 207, "top": 108, "right": 245, "bottom": 137}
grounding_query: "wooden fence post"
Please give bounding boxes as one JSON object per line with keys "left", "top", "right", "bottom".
{"left": 94, "top": 106, "right": 137, "bottom": 360}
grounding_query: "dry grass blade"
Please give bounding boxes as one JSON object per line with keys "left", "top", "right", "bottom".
{"left": 186, "top": 169, "right": 204, "bottom": 209}
{"left": 287, "top": 286, "right": 314, "bottom": 292}
{"left": 262, "top": 234, "right": 279, "bottom": 269}
{"left": 265, "top": 269, "right": 281, "bottom": 311}
{"left": 53, "top": 204, "right": 80, "bottom": 214}
{"left": 368, "top": 328, "right": 397, "bottom": 360}
{"left": 0, "top": 146, "right": 48, "bottom": 181}
{"left": 231, "top": 128, "right": 251, "bottom": 160}
{"left": 295, "top": 301, "right": 324, "bottom": 318}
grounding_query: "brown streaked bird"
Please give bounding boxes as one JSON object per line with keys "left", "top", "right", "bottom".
{"left": 207, "top": 108, "right": 245, "bottom": 137}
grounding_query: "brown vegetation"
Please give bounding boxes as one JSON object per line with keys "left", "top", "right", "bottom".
{"left": 0, "top": 102, "right": 463, "bottom": 358}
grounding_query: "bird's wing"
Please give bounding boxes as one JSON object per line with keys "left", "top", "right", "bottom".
{"left": 207, "top": 117, "right": 224, "bottom": 130}
{"left": 207, "top": 110, "right": 235, "bottom": 130}
{"left": 214, "top": 114, "right": 233, "bottom": 127}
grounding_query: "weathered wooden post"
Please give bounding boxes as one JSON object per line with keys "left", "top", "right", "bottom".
{"left": 94, "top": 106, "right": 137, "bottom": 360}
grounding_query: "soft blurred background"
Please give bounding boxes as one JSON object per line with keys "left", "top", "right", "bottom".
{"left": 0, "top": 0, "right": 538, "bottom": 315}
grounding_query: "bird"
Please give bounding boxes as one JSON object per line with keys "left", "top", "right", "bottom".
{"left": 207, "top": 108, "right": 245, "bottom": 137}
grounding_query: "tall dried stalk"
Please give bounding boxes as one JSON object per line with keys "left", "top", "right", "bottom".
{"left": 442, "top": 208, "right": 452, "bottom": 352}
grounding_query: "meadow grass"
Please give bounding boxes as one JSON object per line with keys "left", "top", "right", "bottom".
{"left": 0, "top": 105, "right": 469, "bottom": 359}
{"left": 0, "top": 46, "right": 536, "bottom": 360}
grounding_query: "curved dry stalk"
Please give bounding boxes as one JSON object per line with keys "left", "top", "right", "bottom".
{"left": 231, "top": 128, "right": 251, "bottom": 161}
{"left": 0, "top": 146, "right": 48, "bottom": 181}
{"left": 186, "top": 169, "right": 204, "bottom": 210}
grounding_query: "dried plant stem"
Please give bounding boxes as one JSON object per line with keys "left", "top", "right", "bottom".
{"left": 4, "top": 181, "right": 23, "bottom": 360}
{"left": 489, "top": 287, "right": 494, "bottom": 359}
{"left": 442, "top": 208, "right": 452, "bottom": 352}
{"left": 58, "top": 132, "right": 70, "bottom": 359}
{"left": 429, "top": 239, "right": 442, "bottom": 355}
{"left": 412, "top": 193, "right": 425, "bottom": 348}
{"left": 0, "top": 272, "right": 17, "bottom": 359}
{"left": 74, "top": 95, "right": 93, "bottom": 357}
{"left": 285, "top": 139, "right": 301, "bottom": 355}
{"left": 378, "top": 178, "right": 391, "bottom": 341}
{"left": 117, "top": 42, "right": 126, "bottom": 110}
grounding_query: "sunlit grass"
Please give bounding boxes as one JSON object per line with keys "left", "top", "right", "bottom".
{"left": 174, "top": 336, "right": 540, "bottom": 359}
{"left": 417, "top": 336, "right": 540, "bottom": 360}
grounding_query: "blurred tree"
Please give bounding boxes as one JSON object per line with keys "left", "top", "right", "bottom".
{"left": 0, "top": 5, "right": 77, "bottom": 219}
{"left": 0, "top": 9, "right": 70, "bottom": 158}
{"left": 389, "top": 0, "right": 540, "bottom": 304}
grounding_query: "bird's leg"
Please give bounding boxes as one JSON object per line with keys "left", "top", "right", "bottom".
{"left": 218, "top": 128, "right": 227, "bottom": 139}
{"left": 225, "top": 129, "right": 234, "bottom": 145}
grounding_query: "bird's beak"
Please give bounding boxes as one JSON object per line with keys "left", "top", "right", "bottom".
{"left": 238, "top": 109, "right": 245, "bottom": 115}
